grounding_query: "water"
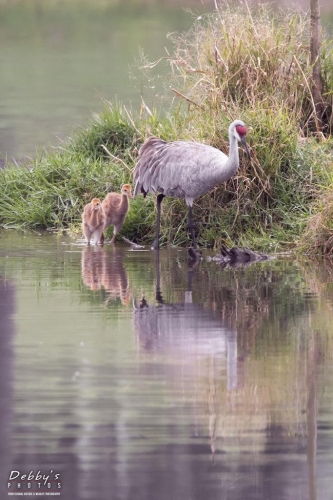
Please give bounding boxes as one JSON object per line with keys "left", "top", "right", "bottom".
{"left": 0, "top": 230, "right": 332, "bottom": 500}
{"left": 0, "top": 2, "right": 209, "bottom": 161}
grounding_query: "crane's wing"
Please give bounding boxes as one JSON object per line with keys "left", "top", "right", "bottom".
{"left": 134, "top": 137, "right": 184, "bottom": 198}
{"left": 133, "top": 136, "right": 225, "bottom": 201}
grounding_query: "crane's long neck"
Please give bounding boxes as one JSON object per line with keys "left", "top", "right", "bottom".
{"left": 214, "top": 134, "right": 240, "bottom": 184}
{"left": 119, "top": 194, "right": 129, "bottom": 213}
{"left": 90, "top": 206, "right": 102, "bottom": 224}
{"left": 226, "top": 134, "right": 240, "bottom": 173}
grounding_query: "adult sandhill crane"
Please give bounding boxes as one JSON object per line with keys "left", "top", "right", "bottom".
{"left": 133, "top": 120, "right": 250, "bottom": 250}
{"left": 101, "top": 183, "right": 133, "bottom": 243}
{"left": 82, "top": 197, "right": 106, "bottom": 245}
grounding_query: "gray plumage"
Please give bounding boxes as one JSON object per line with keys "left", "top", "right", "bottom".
{"left": 133, "top": 120, "right": 250, "bottom": 250}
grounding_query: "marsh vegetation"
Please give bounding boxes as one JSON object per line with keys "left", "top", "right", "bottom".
{"left": 1, "top": 1, "right": 333, "bottom": 254}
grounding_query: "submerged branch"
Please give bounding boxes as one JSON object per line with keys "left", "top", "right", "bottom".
{"left": 122, "top": 237, "right": 145, "bottom": 249}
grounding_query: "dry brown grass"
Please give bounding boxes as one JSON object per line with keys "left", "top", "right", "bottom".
{"left": 299, "top": 189, "right": 333, "bottom": 256}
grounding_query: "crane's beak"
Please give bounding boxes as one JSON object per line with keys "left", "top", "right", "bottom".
{"left": 241, "top": 136, "right": 251, "bottom": 159}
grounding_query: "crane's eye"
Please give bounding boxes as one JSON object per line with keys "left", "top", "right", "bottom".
{"left": 236, "top": 125, "right": 247, "bottom": 136}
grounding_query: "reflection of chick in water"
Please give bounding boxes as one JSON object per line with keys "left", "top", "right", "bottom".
{"left": 82, "top": 198, "right": 105, "bottom": 245}
{"left": 81, "top": 246, "right": 104, "bottom": 291}
{"left": 81, "top": 246, "right": 130, "bottom": 305}
{"left": 101, "top": 248, "right": 131, "bottom": 306}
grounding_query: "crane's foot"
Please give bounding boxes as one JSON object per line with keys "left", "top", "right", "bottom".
{"left": 151, "top": 235, "right": 161, "bottom": 250}
{"left": 188, "top": 247, "right": 203, "bottom": 261}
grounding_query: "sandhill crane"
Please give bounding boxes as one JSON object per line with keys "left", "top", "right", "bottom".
{"left": 101, "top": 183, "right": 133, "bottom": 243}
{"left": 133, "top": 120, "right": 250, "bottom": 250}
{"left": 82, "top": 197, "right": 106, "bottom": 245}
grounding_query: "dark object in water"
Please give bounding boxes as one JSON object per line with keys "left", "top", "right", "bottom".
{"left": 188, "top": 247, "right": 203, "bottom": 261}
{"left": 209, "top": 244, "right": 273, "bottom": 268}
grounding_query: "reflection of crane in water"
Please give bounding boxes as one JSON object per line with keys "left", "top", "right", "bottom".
{"left": 81, "top": 246, "right": 130, "bottom": 306}
{"left": 133, "top": 253, "right": 240, "bottom": 391}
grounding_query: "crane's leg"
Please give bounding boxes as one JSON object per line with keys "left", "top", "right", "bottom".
{"left": 188, "top": 205, "right": 197, "bottom": 249}
{"left": 93, "top": 224, "right": 105, "bottom": 246}
{"left": 82, "top": 223, "right": 92, "bottom": 245}
{"left": 152, "top": 194, "right": 165, "bottom": 250}
{"left": 111, "top": 224, "right": 120, "bottom": 244}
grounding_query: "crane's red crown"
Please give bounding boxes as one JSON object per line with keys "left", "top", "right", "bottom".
{"left": 236, "top": 125, "right": 247, "bottom": 136}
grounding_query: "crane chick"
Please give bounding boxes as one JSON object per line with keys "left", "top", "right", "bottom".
{"left": 101, "top": 184, "right": 133, "bottom": 244}
{"left": 133, "top": 120, "right": 250, "bottom": 250}
{"left": 82, "top": 197, "right": 106, "bottom": 245}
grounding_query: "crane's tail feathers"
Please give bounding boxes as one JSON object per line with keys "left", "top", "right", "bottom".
{"left": 133, "top": 179, "right": 147, "bottom": 198}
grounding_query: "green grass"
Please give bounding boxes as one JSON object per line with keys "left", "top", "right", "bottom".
{"left": 0, "top": 1, "right": 333, "bottom": 253}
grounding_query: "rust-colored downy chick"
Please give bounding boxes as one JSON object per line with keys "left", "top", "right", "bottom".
{"left": 82, "top": 197, "right": 106, "bottom": 245}
{"left": 101, "top": 184, "right": 133, "bottom": 243}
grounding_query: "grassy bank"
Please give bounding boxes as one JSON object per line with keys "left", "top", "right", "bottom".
{"left": 1, "top": 1, "right": 333, "bottom": 252}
